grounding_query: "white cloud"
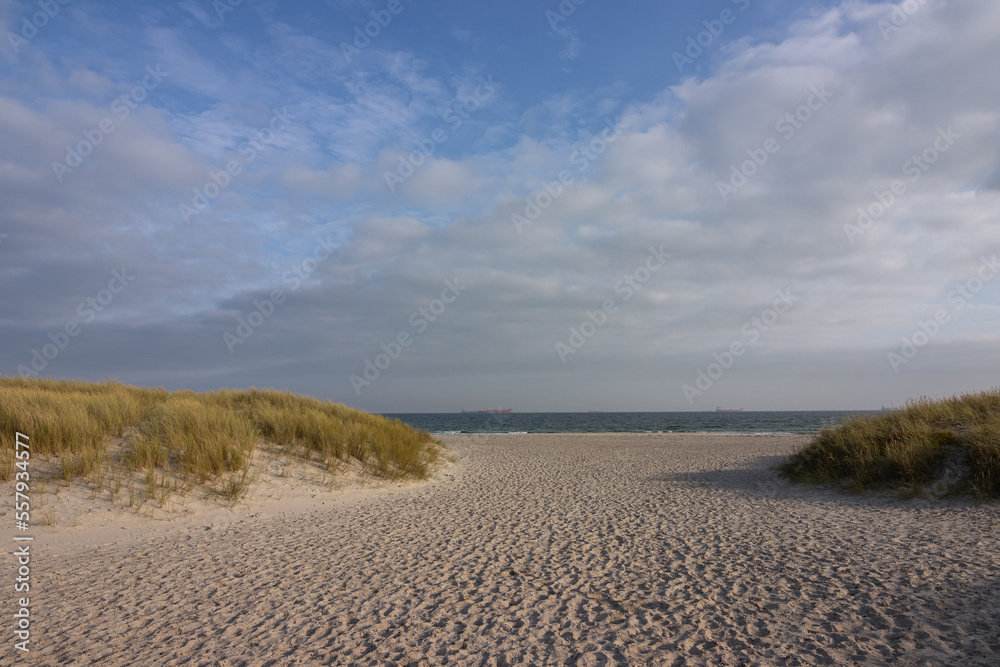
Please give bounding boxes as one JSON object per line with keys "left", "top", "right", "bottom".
{"left": 4, "top": 0, "right": 1000, "bottom": 410}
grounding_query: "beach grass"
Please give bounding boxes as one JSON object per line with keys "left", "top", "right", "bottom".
{"left": 0, "top": 377, "right": 446, "bottom": 507}
{"left": 779, "top": 388, "right": 1000, "bottom": 499}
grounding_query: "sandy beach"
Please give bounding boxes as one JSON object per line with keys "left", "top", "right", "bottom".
{"left": 7, "top": 433, "right": 1000, "bottom": 666}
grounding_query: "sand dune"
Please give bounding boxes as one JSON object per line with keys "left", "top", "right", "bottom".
{"left": 9, "top": 434, "right": 1000, "bottom": 665}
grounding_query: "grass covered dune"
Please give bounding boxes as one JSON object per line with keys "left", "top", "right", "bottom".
{"left": 0, "top": 377, "right": 446, "bottom": 507}
{"left": 780, "top": 389, "right": 1000, "bottom": 499}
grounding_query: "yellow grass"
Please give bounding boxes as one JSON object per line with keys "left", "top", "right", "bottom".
{"left": 779, "top": 388, "right": 1000, "bottom": 499}
{"left": 0, "top": 377, "right": 446, "bottom": 508}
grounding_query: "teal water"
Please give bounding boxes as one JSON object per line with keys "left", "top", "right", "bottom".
{"left": 381, "top": 411, "right": 870, "bottom": 435}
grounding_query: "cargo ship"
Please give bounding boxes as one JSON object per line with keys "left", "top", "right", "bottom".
{"left": 461, "top": 408, "right": 513, "bottom": 413}
{"left": 715, "top": 407, "right": 744, "bottom": 412}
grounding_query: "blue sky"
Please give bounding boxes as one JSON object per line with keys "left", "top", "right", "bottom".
{"left": 2, "top": 0, "right": 999, "bottom": 411}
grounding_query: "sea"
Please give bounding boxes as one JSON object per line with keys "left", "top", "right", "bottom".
{"left": 381, "top": 411, "right": 872, "bottom": 436}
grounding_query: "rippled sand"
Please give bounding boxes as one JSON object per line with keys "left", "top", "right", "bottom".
{"left": 14, "top": 434, "right": 1000, "bottom": 665}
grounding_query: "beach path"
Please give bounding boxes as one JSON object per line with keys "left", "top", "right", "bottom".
{"left": 13, "top": 434, "right": 1000, "bottom": 666}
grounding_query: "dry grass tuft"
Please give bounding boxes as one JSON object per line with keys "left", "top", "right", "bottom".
{"left": 779, "top": 388, "right": 1000, "bottom": 499}
{"left": 0, "top": 376, "right": 446, "bottom": 509}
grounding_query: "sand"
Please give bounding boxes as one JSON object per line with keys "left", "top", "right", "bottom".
{"left": 4, "top": 433, "right": 999, "bottom": 666}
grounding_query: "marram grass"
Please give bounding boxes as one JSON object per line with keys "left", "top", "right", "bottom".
{"left": 779, "top": 389, "right": 1000, "bottom": 499}
{"left": 0, "top": 377, "right": 446, "bottom": 507}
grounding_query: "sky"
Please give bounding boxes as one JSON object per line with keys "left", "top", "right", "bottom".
{"left": 1, "top": 0, "right": 998, "bottom": 412}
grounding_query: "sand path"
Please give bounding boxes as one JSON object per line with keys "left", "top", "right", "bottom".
{"left": 7, "top": 434, "right": 1000, "bottom": 666}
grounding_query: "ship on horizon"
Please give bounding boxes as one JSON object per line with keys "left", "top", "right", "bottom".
{"left": 461, "top": 408, "right": 513, "bottom": 414}
{"left": 715, "top": 407, "right": 744, "bottom": 412}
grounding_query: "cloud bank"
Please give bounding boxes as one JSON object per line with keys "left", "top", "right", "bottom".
{"left": 2, "top": 0, "right": 998, "bottom": 411}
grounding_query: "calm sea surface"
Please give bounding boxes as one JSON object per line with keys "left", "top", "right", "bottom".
{"left": 381, "top": 411, "right": 872, "bottom": 435}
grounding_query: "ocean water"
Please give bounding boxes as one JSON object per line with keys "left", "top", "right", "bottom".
{"left": 381, "top": 411, "right": 871, "bottom": 435}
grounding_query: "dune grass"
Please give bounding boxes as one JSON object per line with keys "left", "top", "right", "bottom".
{"left": 0, "top": 377, "right": 446, "bottom": 508}
{"left": 779, "top": 389, "right": 1000, "bottom": 500}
